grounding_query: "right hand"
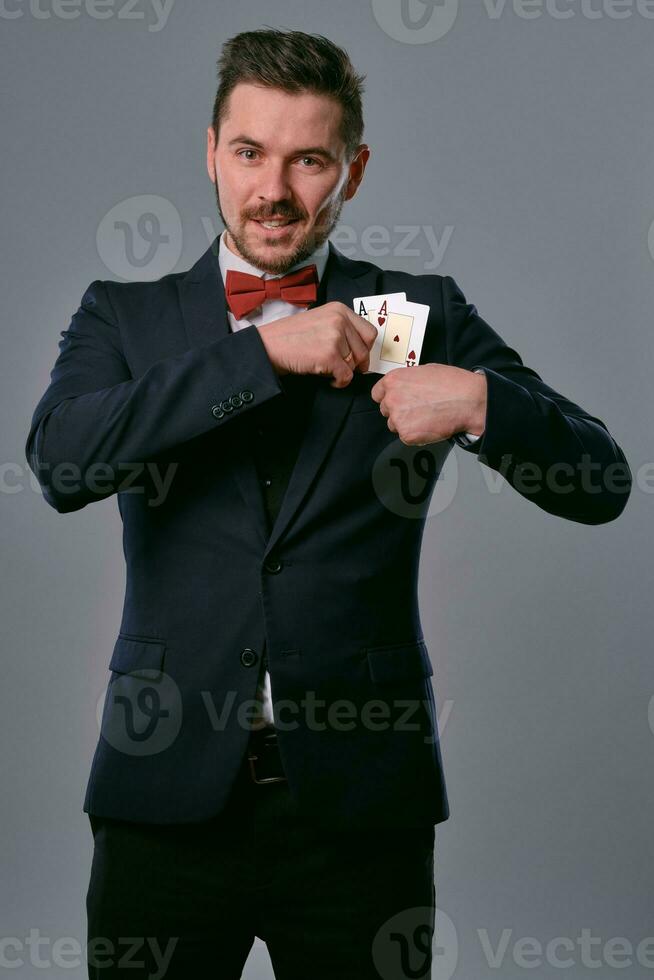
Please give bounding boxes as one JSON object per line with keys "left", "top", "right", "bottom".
{"left": 256, "top": 302, "right": 378, "bottom": 388}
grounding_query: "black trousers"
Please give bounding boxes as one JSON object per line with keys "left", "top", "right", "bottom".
{"left": 85, "top": 751, "right": 436, "bottom": 979}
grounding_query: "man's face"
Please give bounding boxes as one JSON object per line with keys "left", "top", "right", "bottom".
{"left": 206, "top": 82, "right": 369, "bottom": 274}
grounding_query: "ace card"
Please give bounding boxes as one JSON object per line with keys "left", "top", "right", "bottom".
{"left": 353, "top": 293, "right": 429, "bottom": 374}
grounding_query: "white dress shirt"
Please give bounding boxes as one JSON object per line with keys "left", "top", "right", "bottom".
{"left": 217, "top": 230, "right": 483, "bottom": 727}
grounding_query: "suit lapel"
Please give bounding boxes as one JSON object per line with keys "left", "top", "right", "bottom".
{"left": 178, "top": 234, "right": 379, "bottom": 556}
{"left": 178, "top": 237, "right": 273, "bottom": 546}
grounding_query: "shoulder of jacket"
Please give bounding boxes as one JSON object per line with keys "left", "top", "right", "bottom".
{"left": 329, "top": 245, "right": 449, "bottom": 297}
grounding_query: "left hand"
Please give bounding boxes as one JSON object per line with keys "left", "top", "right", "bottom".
{"left": 370, "top": 364, "right": 487, "bottom": 446}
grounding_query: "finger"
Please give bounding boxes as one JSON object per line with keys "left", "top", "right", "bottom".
{"left": 370, "top": 379, "right": 385, "bottom": 404}
{"left": 344, "top": 307, "right": 378, "bottom": 351}
{"left": 342, "top": 322, "right": 371, "bottom": 373}
{"left": 328, "top": 339, "right": 356, "bottom": 388}
{"left": 329, "top": 361, "right": 355, "bottom": 388}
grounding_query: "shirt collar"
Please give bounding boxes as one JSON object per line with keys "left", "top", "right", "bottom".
{"left": 218, "top": 228, "right": 330, "bottom": 285}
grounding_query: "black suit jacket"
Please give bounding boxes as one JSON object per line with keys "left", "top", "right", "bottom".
{"left": 25, "top": 236, "right": 631, "bottom": 830}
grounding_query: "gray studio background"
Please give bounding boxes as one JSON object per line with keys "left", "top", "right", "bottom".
{"left": 2, "top": 1, "right": 653, "bottom": 977}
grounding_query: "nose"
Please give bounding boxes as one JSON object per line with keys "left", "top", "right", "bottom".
{"left": 257, "top": 161, "right": 292, "bottom": 206}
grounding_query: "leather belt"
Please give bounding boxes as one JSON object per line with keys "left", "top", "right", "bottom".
{"left": 247, "top": 728, "right": 287, "bottom": 784}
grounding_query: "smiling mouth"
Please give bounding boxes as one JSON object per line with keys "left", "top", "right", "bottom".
{"left": 251, "top": 218, "right": 300, "bottom": 229}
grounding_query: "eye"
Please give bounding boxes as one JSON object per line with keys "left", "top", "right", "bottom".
{"left": 236, "top": 148, "right": 258, "bottom": 161}
{"left": 298, "top": 156, "right": 322, "bottom": 169}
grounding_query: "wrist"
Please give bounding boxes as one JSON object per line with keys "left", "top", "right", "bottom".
{"left": 465, "top": 369, "right": 487, "bottom": 436}
{"left": 256, "top": 323, "right": 289, "bottom": 377}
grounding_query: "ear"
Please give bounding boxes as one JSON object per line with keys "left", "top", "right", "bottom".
{"left": 206, "top": 125, "right": 217, "bottom": 184}
{"left": 343, "top": 144, "right": 370, "bottom": 202}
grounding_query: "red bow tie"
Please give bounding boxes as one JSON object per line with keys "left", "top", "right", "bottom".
{"left": 225, "top": 264, "right": 318, "bottom": 321}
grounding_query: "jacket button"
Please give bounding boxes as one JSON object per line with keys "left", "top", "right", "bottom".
{"left": 220, "top": 399, "right": 234, "bottom": 413}
{"left": 264, "top": 556, "right": 282, "bottom": 574}
{"left": 230, "top": 394, "right": 243, "bottom": 409}
{"left": 211, "top": 405, "right": 224, "bottom": 419}
{"left": 240, "top": 648, "right": 258, "bottom": 667}
{"left": 240, "top": 390, "right": 254, "bottom": 403}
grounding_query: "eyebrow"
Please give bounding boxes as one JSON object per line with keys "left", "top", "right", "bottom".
{"left": 227, "top": 135, "right": 338, "bottom": 163}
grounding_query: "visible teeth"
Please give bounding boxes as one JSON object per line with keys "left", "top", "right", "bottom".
{"left": 260, "top": 220, "right": 292, "bottom": 228}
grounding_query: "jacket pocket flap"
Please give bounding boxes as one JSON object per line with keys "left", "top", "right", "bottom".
{"left": 366, "top": 639, "right": 433, "bottom": 684}
{"left": 108, "top": 635, "right": 166, "bottom": 676}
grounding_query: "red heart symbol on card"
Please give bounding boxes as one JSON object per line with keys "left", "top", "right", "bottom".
{"left": 408, "top": 350, "right": 416, "bottom": 361}
{"left": 378, "top": 315, "right": 386, "bottom": 326}
{"left": 393, "top": 334, "right": 400, "bottom": 343}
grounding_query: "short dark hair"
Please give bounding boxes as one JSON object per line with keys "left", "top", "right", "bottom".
{"left": 211, "top": 28, "right": 366, "bottom": 161}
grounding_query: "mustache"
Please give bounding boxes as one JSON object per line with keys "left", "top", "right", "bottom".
{"left": 245, "top": 206, "right": 304, "bottom": 221}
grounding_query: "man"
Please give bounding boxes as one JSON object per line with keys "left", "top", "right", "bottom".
{"left": 25, "top": 27, "right": 631, "bottom": 980}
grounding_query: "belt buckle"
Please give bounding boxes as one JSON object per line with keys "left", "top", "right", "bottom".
{"left": 247, "top": 732, "right": 287, "bottom": 784}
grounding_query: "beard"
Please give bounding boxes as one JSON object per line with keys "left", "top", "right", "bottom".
{"left": 213, "top": 181, "right": 347, "bottom": 275}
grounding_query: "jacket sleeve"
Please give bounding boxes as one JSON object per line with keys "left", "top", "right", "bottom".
{"left": 443, "top": 275, "right": 631, "bottom": 525}
{"left": 25, "top": 279, "right": 284, "bottom": 513}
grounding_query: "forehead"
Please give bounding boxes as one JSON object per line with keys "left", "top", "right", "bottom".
{"left": 220, "top": 82, "right": 345, "bottom": 152}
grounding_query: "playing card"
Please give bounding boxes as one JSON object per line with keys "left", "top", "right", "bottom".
{"left": 353, "top": 293, "right": 429, "bottom": 375}
{"left": 353, "top": 293, "right": 406, "bottom": 330}
{"left": 353, "top": 292, "right": 406, "bottom": 374}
